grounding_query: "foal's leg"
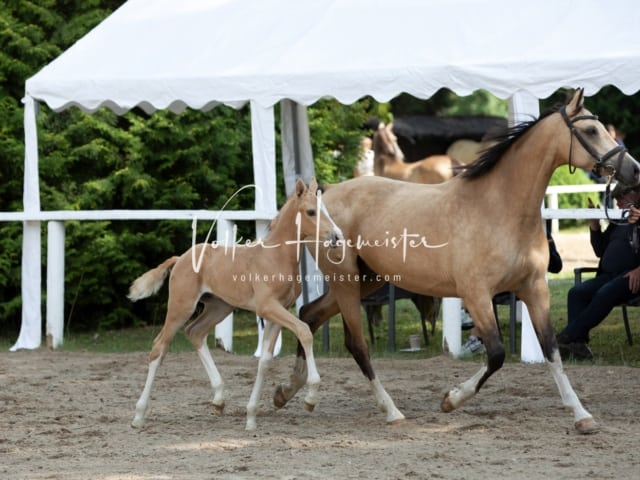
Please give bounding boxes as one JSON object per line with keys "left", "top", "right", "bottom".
{"left": 184, "top": 297, "right": 234, "bottom": 416}
{"left": 246, "top": 320, "right": 281, "bottom": 431}
{"left": 132, "top": 294, "right": 198, "bottom": 428}
{"left": 441, "top": 297, "right": 504, "bottom": 413}
{"left": 258, "top": 299, "right": 323, "bottom": 422}
{"left": 520, "top": 286, "right": 598, "bottom": 434}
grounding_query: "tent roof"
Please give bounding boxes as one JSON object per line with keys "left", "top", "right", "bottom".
{"left": 26, "top": 0, "right": 640, "bottom": 114}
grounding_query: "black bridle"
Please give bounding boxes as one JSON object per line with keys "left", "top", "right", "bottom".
{"left": 560, "top": 106, "right": 627, "bottom": 178}
{"left": 560, "top": 106, "right": 630, "bottom": 223}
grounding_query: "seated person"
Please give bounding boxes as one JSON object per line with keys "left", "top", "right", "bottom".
{"left": 460, "top": 225, "right": 562, "bottom": 356}
{"left": 556, "top": 185, "right": 640, "bottom": 360}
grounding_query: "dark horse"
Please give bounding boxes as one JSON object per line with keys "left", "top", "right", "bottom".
{"left": 273, "top": 89, "right": 640, "bottom": 434}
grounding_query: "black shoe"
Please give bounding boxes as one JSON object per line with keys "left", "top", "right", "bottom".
{"left": 555, "top": 333, "right": 571, "bottom": 346}
{"left": 559, "top": 341, "right": 593, "bottom": 361}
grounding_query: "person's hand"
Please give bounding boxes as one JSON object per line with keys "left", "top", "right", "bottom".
{"left": 624, "top": 267, "right": 640, "bottom": 294}
{"left": 628, "top": 206, "right": 640, "bottom": 224}
{"left": 587, "top": 197, "right": 600, "bottom": 230}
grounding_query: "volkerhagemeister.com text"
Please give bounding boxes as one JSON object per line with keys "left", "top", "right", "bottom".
{"left": 231, "top": 272, "right": 402, "bottom": 283}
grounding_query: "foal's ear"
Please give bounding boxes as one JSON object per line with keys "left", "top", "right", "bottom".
{"left": 566, "top": 87, "right": 585, "bottom": 116}
{"left": 295, "top": 178, "right": 306, "bottom": 197}
{"left": 308, "top": 177, "right": 318, "bottom": 194}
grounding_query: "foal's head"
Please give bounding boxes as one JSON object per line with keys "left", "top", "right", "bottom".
{"left": 276, "top": 178, "right": 343, "bottom": 249}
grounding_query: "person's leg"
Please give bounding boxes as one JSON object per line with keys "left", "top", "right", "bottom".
{"left": 566, "top": 274, "right": 613, "bottom": 328}
{"left": 563, "top": 274, "right": 634, "bottom": 343}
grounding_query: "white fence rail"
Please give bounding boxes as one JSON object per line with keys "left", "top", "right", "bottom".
{"left": 0, "top": 183, "right": 623, "bottom": 350}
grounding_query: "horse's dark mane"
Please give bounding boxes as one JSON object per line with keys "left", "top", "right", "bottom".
{"left": 458, "top": 104, "right": 561, "bottom": 179}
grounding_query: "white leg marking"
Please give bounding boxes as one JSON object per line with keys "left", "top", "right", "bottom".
{"left": 302, "top": 347, "right": 321, "bottom": 410}
{"left": 446, "top": 365, "right": 488, "bottom": 410}
{"left": 246, "top": 351, "right": 272, "bottom": 431}
{"left": 196, "top": 340, "right": 225, "bottom": 412}
{"left": 547, "top": 350, "right": 592, "bottom": 423}
{"left": 371, "top": 378, "right": 405, "bottom": 423}
{"left": 132, "top": 357, "right": 161, "bottom": 428}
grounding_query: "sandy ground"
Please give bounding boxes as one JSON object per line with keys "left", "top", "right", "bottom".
{"left": 2, "top": 348, "right": 639, "bottom": 480}
{"left": 553, "top": 231, "right": 598, "bottom": 274}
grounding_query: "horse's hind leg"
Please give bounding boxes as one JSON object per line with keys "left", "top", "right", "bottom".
{"left": 274, "top": 290, "right": 341, "bottom": 409}
{"left": 341, "top": 310, "right": 405, "bottom": 424}
{"left": 184, "top": 296, "right": 233, "bottom": 416}
{"left": 246, "top": 320, "right": 281, "bottom": 431}
{"left": 132, "top": 296, "right": 197, "bottom": 428}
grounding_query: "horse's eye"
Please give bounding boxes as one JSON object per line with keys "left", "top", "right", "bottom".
{"left": 306, "top": 209, "right": 316, "bottom": 217}
{"left": 584, "top": 126, "right": 598, "bottom": 137}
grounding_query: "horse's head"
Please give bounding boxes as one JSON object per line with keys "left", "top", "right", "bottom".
{"left": 293, "top": 178, "right": 343, "bottom": 249}
{"left": 373, "top": 122, "right": 405, "bottom": 175}
{"left": 561, "top": 88, "right": 640, "bottom": 186}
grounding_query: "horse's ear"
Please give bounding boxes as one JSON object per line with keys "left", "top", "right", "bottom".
{"left": 566, "top": 88, "right": 585, "bottom": 116}
{"left": 295, "top": 178, "right": 306, "bottom": 197}
{"left": 308, "top": 177, "right": 318, "bottom": 193}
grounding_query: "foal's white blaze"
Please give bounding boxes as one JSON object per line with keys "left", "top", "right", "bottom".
{"left": 317, "top": 192, "right": 344, "bottom": 244}
{"left": 132, "top": 356, "right": 162, "bottom": 428}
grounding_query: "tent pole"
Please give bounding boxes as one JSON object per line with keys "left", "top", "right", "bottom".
{"left": 11, "top": 96, "right": 42, "bottom": 351}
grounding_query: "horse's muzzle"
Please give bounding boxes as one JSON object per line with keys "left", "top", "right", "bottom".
{"left": 327, "top": 230, "right": 344, "bottom": 249}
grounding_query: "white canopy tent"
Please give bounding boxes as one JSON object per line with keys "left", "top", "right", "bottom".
{"left": 11, "top": 0, "right": 640, "bottom": 352}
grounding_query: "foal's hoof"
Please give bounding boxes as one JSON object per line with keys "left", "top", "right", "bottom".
{"left": 440, "top": 393, "right": 455, "bottom": 413}
{"left": 273, "top": 385, "right": 288, "bottom": 409}
{"left": 303, "top": 402, "right": 315, "bottom": 413}
{"left": 211, "top": 403, "right": 225, "bottom": 416}
{"left": 575, "top": 417, "right": 599, "bottom": 435}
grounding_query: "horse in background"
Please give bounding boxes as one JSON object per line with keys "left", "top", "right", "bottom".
{"left": 373, "top": 122, "right": 461, "bottom": 183}
{"left": 446, "top": 138, "right": 496, "bottom": 164}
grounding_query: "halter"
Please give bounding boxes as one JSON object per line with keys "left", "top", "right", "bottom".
{"left": 560, "top": 106, "right": 627, "bottom": 177}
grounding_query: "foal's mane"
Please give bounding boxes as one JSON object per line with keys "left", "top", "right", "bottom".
{"left": 458, "top": 105, "right": 560, "bottom": 179}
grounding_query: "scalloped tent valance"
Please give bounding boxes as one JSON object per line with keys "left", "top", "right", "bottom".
{"left": 26, "top": 0, "right": 640, "bottom": 113}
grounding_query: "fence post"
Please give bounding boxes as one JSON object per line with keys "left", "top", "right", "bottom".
{"left": 548, "top": 192, "right": 559, "bottom": 233}
{"left": 46, "top": 221, "right": 65, "bottom": 348}
{"left": 442, "top": 297, "right": 461, "bottom": 356}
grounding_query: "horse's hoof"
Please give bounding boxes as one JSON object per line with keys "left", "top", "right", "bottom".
{"left": 387, "top": 417, "right": 406, "bottom": 426}
{"left": 303, "top": 402, "right": 315, "bottom": 412}
{"left": 441, "top": 393, "right": 455, "bottom": 413}
{"left": 212, "top": 403, "right": 225, "bottom": 416}
{"left": 575, "top": 417, "right": 599, "bottom": 435}
{"left": 131, "top": 417, "right": 145, "bottom": 428}
{"left": 273, "top": 385, "right": 287, "bottom": 409}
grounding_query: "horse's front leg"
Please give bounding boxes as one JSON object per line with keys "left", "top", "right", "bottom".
{"left": 246, "top": 320, "right": 281, "bottom": 431}
{"left": 522, "top": 286, "right": 598, "bottom": 434}
{"left": 441, "top": 299, "right": 504, "bottom": 412}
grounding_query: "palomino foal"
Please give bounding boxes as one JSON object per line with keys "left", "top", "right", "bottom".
{"left": 128, "top": 178, "right": 343, "bottom": 430}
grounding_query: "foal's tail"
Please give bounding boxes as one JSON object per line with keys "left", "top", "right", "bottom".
{"left": 127, "top": 256, "right": 179, "bottom": 302}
